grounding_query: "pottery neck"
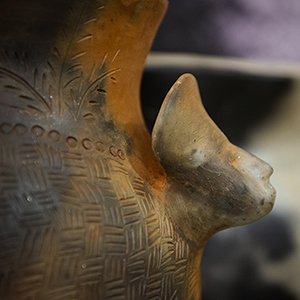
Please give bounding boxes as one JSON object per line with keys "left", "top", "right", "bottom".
{"left": 63, "top": 0, "right": 169, "bottom": 186}
{"left": 82, "top": 0, "right": 169, "bottom": 186}
{"left": 0, "top": 0, "right": 168, "bottom": 186}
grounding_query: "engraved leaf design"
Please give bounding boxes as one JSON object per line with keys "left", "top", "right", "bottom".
{"left": 75, "top": 68, "right": 120, "bottom": 118}
{"left": 0, "top": 67, "right": 52, "bottom": 115}
{"left": 53, "top": 1, "right": 120, "bottom": 120}
{"left": 0, "top": 1, "right": 117, "bottom": 121}
{"left": 58, "top": 0, "right": 91, "bottom": 116}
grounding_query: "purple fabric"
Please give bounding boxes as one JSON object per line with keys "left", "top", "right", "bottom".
{"left": 152, "top": 0, "right": 300, "bottom": 61}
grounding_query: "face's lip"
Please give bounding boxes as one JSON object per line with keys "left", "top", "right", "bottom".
{"left": 268, "top": 182, "right": 276, "bottom": 200}
{"left": 255, "top": 180, "right": 276, "bottom": 212}
{"left": 263, "top": 164, "right": 274, "bottom": 179}
{"left": 262, "top": 166, "right": 276, "bottom": 197}
{"left": 269, "top": 165, "right": 274, "bottom": 176}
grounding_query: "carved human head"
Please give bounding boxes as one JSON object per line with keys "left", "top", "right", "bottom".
{"left": 152, "top": 74, "right": 276, "bottom": 240}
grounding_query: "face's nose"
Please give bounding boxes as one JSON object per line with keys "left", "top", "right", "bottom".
{"left": 260, "top": 160, "right": 274, "bottom": 178}
{"left": 229, "top": 147, "right": 274, "bottom": 181}
{"left": 246, "top": 152, "right": 273, "bottom": 180}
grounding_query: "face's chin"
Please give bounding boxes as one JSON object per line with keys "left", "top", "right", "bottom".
{"left": 218, "top": 145, "right": 276, "bottom": 225}
{"left": 222, "top": 177, "right": 276, "bottom": 227}
{"left": 192, "top": 156, "right": 276, "bottom": 228}
{"left": 245, "top": 174, "right": 276, "bottom": 218}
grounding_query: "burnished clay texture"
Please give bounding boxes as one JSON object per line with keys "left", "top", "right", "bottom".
{"left": 0, "top": 0, "right": 275, "bottom": 299}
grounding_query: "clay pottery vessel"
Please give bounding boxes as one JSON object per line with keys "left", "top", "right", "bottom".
{"left": 0, "top": 0, "right": 275, "bottom": 299}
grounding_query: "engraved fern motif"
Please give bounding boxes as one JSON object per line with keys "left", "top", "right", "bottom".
{"left": 0, "top": 0, "right": 120, "bottom": 121}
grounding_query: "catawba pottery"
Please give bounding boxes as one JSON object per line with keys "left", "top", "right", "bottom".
{"left": 0, "top": 0, "right": 275, "bottom": 299}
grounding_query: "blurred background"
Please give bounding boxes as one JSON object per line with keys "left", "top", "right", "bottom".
{"left": 141, "top": 0, "right": 300, "bottom": 299}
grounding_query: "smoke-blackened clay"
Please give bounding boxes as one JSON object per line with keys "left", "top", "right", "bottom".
{"left": 0, "top": 0, "right": 275, "bottom": 299}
